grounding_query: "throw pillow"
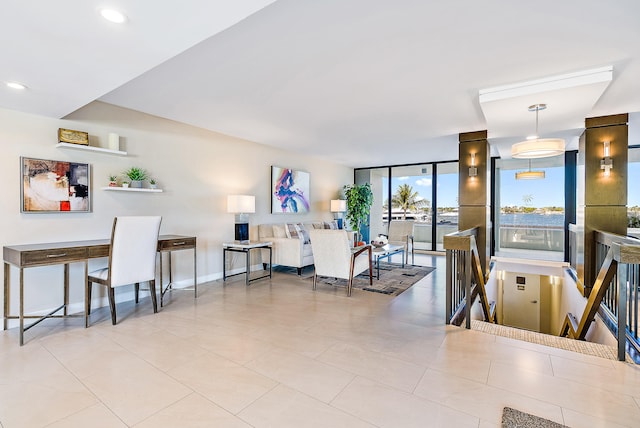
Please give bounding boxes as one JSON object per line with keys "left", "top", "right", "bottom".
{"left": 323, "top": 220, "right": 338, "bottom": 230}
{"left": 295, "top": 223, "right": 311, "bottom": 243}
{"left": 285, "top": 223, "right": 299, "bottom": 239}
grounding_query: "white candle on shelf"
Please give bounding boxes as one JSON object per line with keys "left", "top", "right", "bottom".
{"left": 107, "top": 133, "right": 119, "bottom": 151}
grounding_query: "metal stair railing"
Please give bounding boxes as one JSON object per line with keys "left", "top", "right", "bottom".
{"left": 561, "top": 230, "right": 640, "bottom": 361}
{"left": 444, "top": 227, "right": 495, "bottom": 328}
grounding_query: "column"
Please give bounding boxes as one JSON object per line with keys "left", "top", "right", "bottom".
{"left": 578, "top": 113, "right": 628, "bottom": 293}
{"left": 458, "top": 130, "right": 491, "bottom": 272}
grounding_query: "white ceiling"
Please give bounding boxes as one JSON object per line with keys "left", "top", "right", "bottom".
{"left": 3, "top": 0, "right": 640, "bottom": 167}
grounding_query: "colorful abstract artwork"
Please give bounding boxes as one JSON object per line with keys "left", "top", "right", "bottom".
{"left": 21, "top": 157, "right": 91, "bottom": 213}
{"left": 271, "top": 166, "right": 310, "bottom": 214}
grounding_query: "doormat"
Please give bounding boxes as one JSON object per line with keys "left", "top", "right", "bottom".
{"left": 310, "top": 264, "right": 435, "bottom": 296}
{"left": 502, "top": 407, "right": 567, "bottom": 427}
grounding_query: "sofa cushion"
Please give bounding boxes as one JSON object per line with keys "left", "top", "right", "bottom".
{"left": 273, "top": 224, "right": 288, "bottom": 238}
{"left": 302, "top": 243, "right": 313, "bottom": 256}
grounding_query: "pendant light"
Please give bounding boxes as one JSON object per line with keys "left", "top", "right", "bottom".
{"left": 511, "top": 104, "right": 565, "bottom": 159}
{"left": 515, "top": 159, "right": 545, "bottom": 180}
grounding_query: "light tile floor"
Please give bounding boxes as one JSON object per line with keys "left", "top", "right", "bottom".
{"left": 1, "top": 255, "right": 640, "bottom": 427}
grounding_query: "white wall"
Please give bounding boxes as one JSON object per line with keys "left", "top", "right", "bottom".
{"left": 1, "top": 101, "right": 353, "bottom": 322}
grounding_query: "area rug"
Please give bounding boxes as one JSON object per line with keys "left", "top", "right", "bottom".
{"left": 502, "top": 407, "right": 567, "bottom": 427}
{"left": 307, "top": 264, "right": 435, "bottom": 296}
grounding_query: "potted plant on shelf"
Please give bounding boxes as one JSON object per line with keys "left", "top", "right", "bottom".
{"left": 108, "top": 175, "right": 118, "bottom": 187}
{"left": 123, "top": 167, "right": 148, "bottom": 188}
{"left": 343, "top": 183, "right": 374, "bottom": 246}
{"left": 149, "top": 178, "right": 157, "bottom": 189}
{"left": 122, "top": 181, "right": 130, "bottom": 188}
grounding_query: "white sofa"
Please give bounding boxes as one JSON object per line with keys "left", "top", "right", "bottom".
{"left": 257, "top": 221, "right": 344, "bottom": 275}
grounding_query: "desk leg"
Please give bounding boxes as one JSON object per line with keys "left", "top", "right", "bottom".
{"left": 223, "top": 248, "right": 227, "bottom": 281}
{"left": 245, "top": 249, "right": 250, "bottom": 286}
{"left": 84, "top": 260, "right": 89, "bottom": 328}
{"left": 19, "top": 267, "right": 24, "bottom": 346}
{"left": 193, "top": 247, "right": 197, "bottom": 298}
{"left": 159, "top": 252, "right": 164, "bottom": 307}
{"left": 63, "top": 263, "right": 69, "bottom": 316}
{"left": 269, "top": 247, "right": 272, "bottom": 279}
{"left": 3, "top": 262, "right": 9, "bottom": 331}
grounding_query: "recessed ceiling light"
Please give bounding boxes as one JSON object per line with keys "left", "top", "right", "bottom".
{"left": 100, "top": 9, "right": 127, "bottom": 24}
{"left": 6, "top": 81, "right": 27, "bottom": 90}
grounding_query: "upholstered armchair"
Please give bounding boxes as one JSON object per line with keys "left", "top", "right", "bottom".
{"left": 86, "top": 216, "right": 162, "bottom": 326}
{"left": 308, "top": 229, "right": 372, "bottom": 296}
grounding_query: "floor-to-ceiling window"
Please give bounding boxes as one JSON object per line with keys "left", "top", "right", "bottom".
{"left": 494, "top": 156, "right": 565, "bottom": 261}
{"left": 354, "top": 161, "right": 458, "bottom": 253}
{"left": 435, "top": 162, "right": 459, "bottom": 250}
{"left": 629, "top": 146, "right": 640, "bottom": 237}
{"left": 355, "top": 167, "right": 388, "bottom": 244}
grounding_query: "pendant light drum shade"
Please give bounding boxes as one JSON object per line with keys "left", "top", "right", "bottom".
{"left": 511, "top": 104, "right": 565, "bottom": 159}
{"left": 511, "top": 138, "right": 565, "bottom": 159}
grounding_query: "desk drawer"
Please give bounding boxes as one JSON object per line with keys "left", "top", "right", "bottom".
{"left": 21, "top": 248, "right": 87, "bottom": 266}
{"left": 158, "top": 237, "right": 196, "bottom": 252}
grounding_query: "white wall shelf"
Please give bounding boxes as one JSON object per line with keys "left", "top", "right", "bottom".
{"left": 101, "top": 187, "right": 163, "bottom": 193}
{"left": 56, "top": 142, "right": 127, "bottom": 156}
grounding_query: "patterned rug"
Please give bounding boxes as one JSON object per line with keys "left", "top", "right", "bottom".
{"left": 306, "top": 264, "right": 435, "bottom": 296}
{"left": 502, "top": 407, "right": 567, "bottom": 427}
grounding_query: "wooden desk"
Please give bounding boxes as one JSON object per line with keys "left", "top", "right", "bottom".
{"left": 3, "top": 235, "right": 196, "bottom": 345}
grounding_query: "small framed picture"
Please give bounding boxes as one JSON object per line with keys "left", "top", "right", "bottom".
{"left": 21, "top": 157, "right": 91, "bottom": 213}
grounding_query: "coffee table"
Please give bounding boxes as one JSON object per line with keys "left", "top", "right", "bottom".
{"left": 372, "top": 244, "right": 405, "bottom": 279}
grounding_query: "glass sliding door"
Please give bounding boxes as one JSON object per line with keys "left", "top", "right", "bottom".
{"left": 435, "top": 162, "right": 459, "bottom": 250}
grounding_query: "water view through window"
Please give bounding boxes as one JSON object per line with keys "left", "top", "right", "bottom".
{"left": 495, "top": 156, "right": 565, "bottom": 260}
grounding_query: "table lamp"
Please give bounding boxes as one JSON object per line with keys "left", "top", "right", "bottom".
{"left": 227, "top": 195, "right": 255, "bottom": 243}
{"left": 330, "top": 199, "right": 347, "bottom": 229}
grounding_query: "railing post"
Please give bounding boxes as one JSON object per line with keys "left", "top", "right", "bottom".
{"left": 445, "top": 249, "right": 452, "bottom": 324}
{"left": 465, "top": 247, "right": 472, "bottom": 329}
{"left": 615, "top": 243, "right": 627, "bottom": 361}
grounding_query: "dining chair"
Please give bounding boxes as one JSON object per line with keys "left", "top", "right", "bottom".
{"left": 86, "top": 216, "right": 162, "bottom": 326}
{"left": 309, "top": 229, "right": 372, "bottom": 296}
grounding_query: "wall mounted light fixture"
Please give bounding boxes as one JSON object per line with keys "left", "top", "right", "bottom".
{"left": 469, "top": 153, "right": 478, "bottom": 177}
{"left": 601, "top": 140, "right": 613, "bottom": 177}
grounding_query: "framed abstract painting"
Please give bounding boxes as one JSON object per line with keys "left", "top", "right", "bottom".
{"left": 21, "top": 157, "right": 91, "bottom": 213}
{"left": 271, "top": 166, "right": 310, "bottom": 214}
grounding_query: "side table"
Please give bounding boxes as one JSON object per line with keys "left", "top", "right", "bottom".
{"left": 222, "top": 241, "right": 272, "bottom": 285}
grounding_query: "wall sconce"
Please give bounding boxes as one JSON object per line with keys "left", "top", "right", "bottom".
{"left": 600, "top": 140, "right": 613, "bottom": 177}
{"left": 227, "top": 195, "right": 255, "bottom": 243}
{"left": 468, "top": 153, "right": 478, "bottom": 178}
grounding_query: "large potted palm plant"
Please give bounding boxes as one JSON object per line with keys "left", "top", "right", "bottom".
{"left": 343, "top": 183, "right": 373, "bottom": 245}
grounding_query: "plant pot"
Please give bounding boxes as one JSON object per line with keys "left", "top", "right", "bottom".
{"left": 122, "top": 183, "right": 129, "bottom": 188}
{"left": 149, "top": 184, "right": 157, "bottom": 189}
{"left": 108, "top": 181, "right": 117, "bottom": 187}
{"left": 130, "top": 180, "right": 143, "bottom": 188}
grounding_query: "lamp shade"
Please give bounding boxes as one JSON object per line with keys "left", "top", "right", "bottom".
{"left": 330, "top": 199, "right": 347, "bottom": 213}
{"left": 511, "top": 138, "right": 565, "bottom": 159}
{"left": 227, "top": 195, "right": 255, "bottom": 213}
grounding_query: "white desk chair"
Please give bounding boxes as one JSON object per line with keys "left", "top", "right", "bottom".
{"left": 309, "top": 229, "right": 372, "bottom": 296}
{"left": 86, "top": 216, "right": 162, "bottom": 326}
